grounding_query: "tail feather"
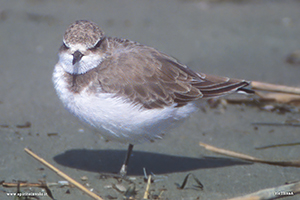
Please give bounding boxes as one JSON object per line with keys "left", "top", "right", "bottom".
{"left": 193, "top": 73, "right": 253, "bottom": 98}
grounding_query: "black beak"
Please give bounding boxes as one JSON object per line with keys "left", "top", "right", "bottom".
{"left": 72, "top": 50, "right": 84, "bottom": 65}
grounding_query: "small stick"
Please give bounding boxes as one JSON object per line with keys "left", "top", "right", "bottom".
{"left": 2, "top": 181, "right": 72, "bottom": 188}
{"left": 254, "top": 91, "right": 300, "bottom": 104}
{"left": 24, "top": 148, "right": 103, "bottom": 200}
{"left": 200, "top": 143, "right": 257, "bottom": 161}
{"left": 199, "top": 143, "right": 300, "bottom": 167}
{"left": 2, "top": 182, "right": 42, "bottom": 187}
{"left": 255, "top": 142, "right": 300, "bottom": 150}
{"left": 251, "top": 81, "right": 300, "bottom": 95}
{"left": 143, "top": 175, "right": 152, "bottom": 199}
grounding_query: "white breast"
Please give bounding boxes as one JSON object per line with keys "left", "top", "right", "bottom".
{"left": 53, "top": 64, "right": 197, "bottom": 144}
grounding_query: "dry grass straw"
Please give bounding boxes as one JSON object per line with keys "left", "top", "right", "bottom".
{"left": 200, "top": 142, "right": 300, "bottom": 199}
{"left": 24, "top": 148, "right": 103, "bottom": 200}
{"left": 250, "top": 81, "right": 300, "bottom": 105}
{"left": 199, "top": 142, "right": 300, "bottom": 167}
{"left": 143, "top": 175, "right": 152, "bottom": 199}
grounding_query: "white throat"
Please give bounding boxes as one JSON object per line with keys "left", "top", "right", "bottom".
{"left": 58, "top": 51, "right": 104, "bottom": 74}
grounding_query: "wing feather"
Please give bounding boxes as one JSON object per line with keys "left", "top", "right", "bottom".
{"left": 97, "top": 43, "right": 250, "bottom": 109}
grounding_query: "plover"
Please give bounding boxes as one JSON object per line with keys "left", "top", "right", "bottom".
{"left": 53, "top": 20, "right": 252, "bottom": 176}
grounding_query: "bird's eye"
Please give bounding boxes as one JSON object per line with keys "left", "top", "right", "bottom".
{"left": 90, "top": 39, "right": 103, "bottom": 51}
{"left": 95, "top": 39, "right": 102, "bottom": 48}
{"left": 60, "top": 43, "right": 69, "bottom": 51}
{"left": 63, "top": 43, "right": 70, "bottom": 49}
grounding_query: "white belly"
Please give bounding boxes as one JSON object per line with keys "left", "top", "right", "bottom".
{"left": 53, "top": 64, "right": 197, "bottom": 144}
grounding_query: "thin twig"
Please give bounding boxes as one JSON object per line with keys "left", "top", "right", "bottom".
{"left": 251, "top": 81, "right": 300, "bottom": 95}
{"left": 2, "top": 182, "right": 43, "bottom": 187}
{"left": 24, "top": 148, "right": 103, "bottom": 200}
{"left": 143, "top": 175, "right": 151, "bottom": 199}
{"left": 255, "top": 91, "right": 300, "bottom": 104}
{"left": 255, "top": 142, "right": 300, "bottom": 150}
{"left": 199, "top": 143, "right": 300, "bottom": 167}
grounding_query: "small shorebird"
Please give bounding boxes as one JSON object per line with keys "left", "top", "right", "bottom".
{"left": 53, "top": 20, "right": 252, "bottom": 176}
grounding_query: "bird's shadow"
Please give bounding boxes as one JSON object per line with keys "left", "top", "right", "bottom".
{"left": 53, "top": 149, "right": 251, "bottom": 176}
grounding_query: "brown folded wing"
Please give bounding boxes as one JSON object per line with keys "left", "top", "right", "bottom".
{"left": 97, "top": 45, "right": 249, "bottom": 109}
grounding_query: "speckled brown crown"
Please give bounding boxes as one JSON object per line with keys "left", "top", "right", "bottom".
{"left": 63, "top": 20, "right": 104, "bottom": 49}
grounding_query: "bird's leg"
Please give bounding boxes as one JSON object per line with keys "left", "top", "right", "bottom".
{"left": 119, "top": 143, "right": 134, "bottom": 177}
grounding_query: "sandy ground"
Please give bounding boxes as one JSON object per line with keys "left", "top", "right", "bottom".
{"left": 0, "top": 0, "right": 300, "bottom": 199}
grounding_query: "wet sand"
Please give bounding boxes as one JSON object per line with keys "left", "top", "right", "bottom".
{"left": 0, "top": 0, "right": 300, "bottom": 199}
